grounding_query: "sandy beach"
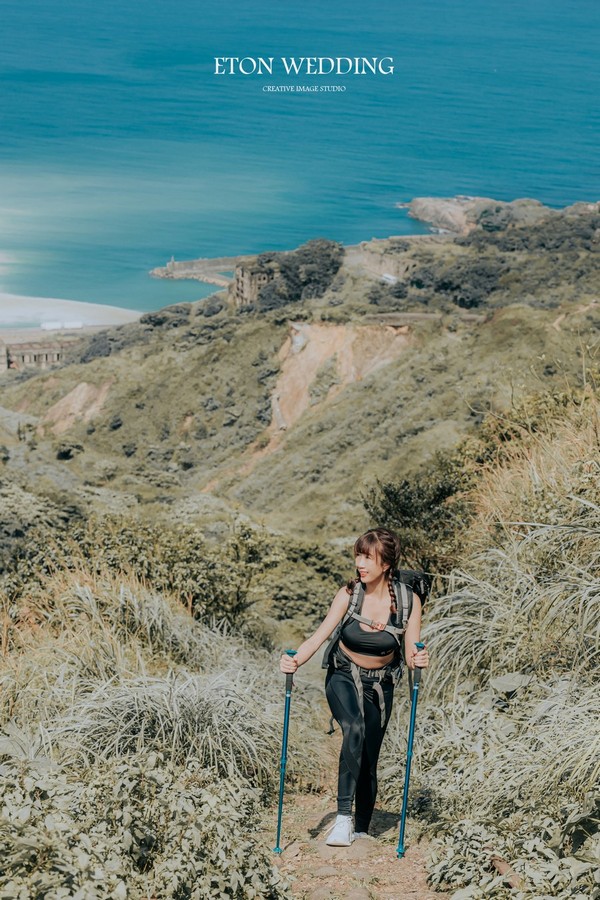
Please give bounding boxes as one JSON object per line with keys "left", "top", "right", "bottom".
{"left": 0, "top": 292, "right": 140, "bottom": 332}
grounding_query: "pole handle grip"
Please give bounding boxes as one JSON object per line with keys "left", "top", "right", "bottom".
{"left": 284, "top": 649, "right": 297, "bottom": 692}
{"left": 413, "top": 642, "right": 425, "bottom": 686}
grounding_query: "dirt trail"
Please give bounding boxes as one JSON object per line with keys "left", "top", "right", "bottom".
{"left": 262, "top": 787, "right": 448, "bottom": 900}
{"left": 260, "top": 656, "right": 447, "bottom": 900}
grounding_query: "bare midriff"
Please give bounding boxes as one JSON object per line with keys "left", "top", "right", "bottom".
{"left": 339, "top": 640, "right": 395, "bottom": 670}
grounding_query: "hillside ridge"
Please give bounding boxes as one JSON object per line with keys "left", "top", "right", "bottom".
{"left": 0, "top": 196, "right": 598, "bottom": 540}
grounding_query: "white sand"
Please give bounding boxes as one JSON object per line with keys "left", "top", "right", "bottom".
{"left": 0, "top": 292, "right": 140, "bottom": 330}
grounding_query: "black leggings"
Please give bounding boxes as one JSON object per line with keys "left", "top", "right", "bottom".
{"left": 325, "top": 660, "right": 394, "bottom": 834}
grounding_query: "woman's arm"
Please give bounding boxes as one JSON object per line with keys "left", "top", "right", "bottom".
{"left": 404, "top": 593, "right": 429, "bottom": 670}
{"left": 280, "top": 586, "right": 350, "bottom": 673}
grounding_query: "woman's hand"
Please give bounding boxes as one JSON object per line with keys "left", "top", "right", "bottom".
{"left": 408, "top": 644, "right": 429, "bottom": 670}
{"left": 279, "top": 653, "right": 299, "bottom": 674}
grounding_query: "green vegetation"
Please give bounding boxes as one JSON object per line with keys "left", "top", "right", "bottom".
{"left": 1, "top": 516, "right": 280, "bottom": 625}
{"left": 1, "top": 509, "right": 346, "bottom": 653}
{"left": 1, "top": 206, "right": 598, "bottom": 540}
{"left": 379, "top": 389, "right": 600, "bottom": 898}
{"left": 0, "top": 571, "right": 327, "bottom": 897}
{"left": 363, "top": 448, "right": 472, "bottom": 570}
{"left": 363, "top": 386, "right": 594, "bottom": 571}
{"left": 358, "top": 208, "right": 600, "bottom": 315}
{"left": 257, "top": 239, "right": 344, "bottom": 310}
{"left": 1, "top": 200, "right": 599, "bottom": 896}
{"left": 0, "top": 755, "right": 287, "bottom": 900}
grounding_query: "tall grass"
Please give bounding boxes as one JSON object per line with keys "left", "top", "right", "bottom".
{"left": 0, "top": 569, "right": 327, "bottom": 897}
{"left": 380, "top": 392, "right": 600, "bottom": 898}
{"left": 52, "top": 665, "right": 320, "bottom": 786}
{"left": 1, "top": 570, "right": 326, "bottom": 787}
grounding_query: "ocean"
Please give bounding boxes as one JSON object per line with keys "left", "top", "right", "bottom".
{"left": 0, "top": 0, "right": 598, "bottom": 318}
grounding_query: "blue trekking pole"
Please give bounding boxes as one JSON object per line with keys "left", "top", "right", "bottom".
{"left": 273, "top": 649, "right": 297, "bottom": 854}
{"left": 397, "top": 641, "right": 425, "bottom": 858}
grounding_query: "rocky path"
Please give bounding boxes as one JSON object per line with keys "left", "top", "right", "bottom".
{"left": 261, "top": 760, "right": 448, "bottom": 900}
{"left": 260, "top": 787, "right": 448, "bottom": 900}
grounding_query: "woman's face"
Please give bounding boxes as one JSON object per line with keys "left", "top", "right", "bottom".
{"left": 355, "top": 547, "right": 389, "bottom": 584}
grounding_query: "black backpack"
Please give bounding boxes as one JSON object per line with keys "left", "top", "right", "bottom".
{"left": 321, "top": 569, "right": 431, "bottom": 669}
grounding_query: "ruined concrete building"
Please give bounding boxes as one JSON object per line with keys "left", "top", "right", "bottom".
{"left": 0, "top": 339, "right": 65, "bottom": 372}
{"left": 231, "top": 254, "right": 278, "bottom": 308}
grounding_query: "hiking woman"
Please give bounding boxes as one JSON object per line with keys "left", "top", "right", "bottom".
{"left": 279, "top": 527, "right": 429, "bottom": 846}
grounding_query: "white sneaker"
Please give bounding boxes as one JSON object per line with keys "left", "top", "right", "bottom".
{"left": 353, "top": 831, "right": 370, "bottom": 839}
{"left": 326, "top": 814, "right": 354, "bottom": 846}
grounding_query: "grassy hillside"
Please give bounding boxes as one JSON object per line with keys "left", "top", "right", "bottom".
{"left": 0, "top": 199, "right": 599, "bottom": 898}
{"left": 0, "top": 204, "right": 598, "bottom": 548}
{"left": 0, "top": 569, "right": 328, "bottom": 897}
{"left": 379, "top": 390, "right": 600, "bottom": 898}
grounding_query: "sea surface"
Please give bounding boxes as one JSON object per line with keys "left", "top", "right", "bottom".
{"left": 0, "top": 0, "right": 599, "bottom": 317}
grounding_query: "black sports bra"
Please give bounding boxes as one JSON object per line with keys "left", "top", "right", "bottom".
{"left": 340, "top": 615, "right": 398, "bottom": 656}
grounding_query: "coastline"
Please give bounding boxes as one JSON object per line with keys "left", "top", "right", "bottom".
{"left": 0, "top": 292, "right": 140, "bottom": 333}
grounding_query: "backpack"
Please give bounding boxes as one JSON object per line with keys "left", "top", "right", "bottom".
{"left": 321, "top": 569, "right": 431, "bottom": 669}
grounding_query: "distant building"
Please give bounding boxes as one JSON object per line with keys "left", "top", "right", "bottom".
{"left": 231, "top": 255, "right": 278, "bottom": 308}
{"left": 1, "top": 339, "right": 68, "bottom": 372}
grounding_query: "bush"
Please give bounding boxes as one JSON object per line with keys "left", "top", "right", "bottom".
{"left": 258, "top": 239, "right": 344, "bottom": 310}
{"left": 363, "top": 450, "right": 474, "bottom": 570}
{"left": 1, "top": 518, "right": 280, "bottom": 627}
{"left": 139, "top": 304, "right": 192, "bottom": 329}
{"left": 1, "top": 573, "right": 328, "bottom": 788}
{"left": 0, "top": 755, "right": 290, "bottom": 899}
{"left": 364, "top": 386, "right": 596, "bottom": 572}
{"left": 378, "top": 389, "right": 600, "bottom": 898}
{"left": 79, "top": 330, "right": 113, "bottom": 362}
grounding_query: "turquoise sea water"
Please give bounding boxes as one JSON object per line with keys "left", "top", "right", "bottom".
{"left": 0, "top": 0, "right": 598, "bottom": 313}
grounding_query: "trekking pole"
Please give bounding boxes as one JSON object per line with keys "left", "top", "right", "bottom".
{"left": 273, "top": 649, "right": 297, "bottom": 854}
{"left": 396, "top": 641, "right": 425, "bottom": 859}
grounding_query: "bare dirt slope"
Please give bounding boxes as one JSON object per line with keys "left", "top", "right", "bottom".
{"left": 272, "top": 322, "right": 411, "bottom": 433}
{"left": 39, "top": 379, "right": 114, "bottom": 435}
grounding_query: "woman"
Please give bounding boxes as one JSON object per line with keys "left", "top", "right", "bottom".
{"left": 280, "top": 527, "right": 429, "bottom": 846}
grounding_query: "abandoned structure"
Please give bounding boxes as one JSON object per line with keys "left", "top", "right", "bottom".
{"left": 230, "top": 256, "right": 277, "bottom": 308}
{"left": 1, "top": 339, "right": 67, "bottom": 371}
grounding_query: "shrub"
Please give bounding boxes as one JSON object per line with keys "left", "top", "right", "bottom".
{"left": 257, "top": 239, "right": 344, "bottom": 310}
{"left": 363, "top": 386, "right": 596, "bottom": 572}
{"left": 1, "top": 518, "right": 280, "bottom": 627}
{"left": 1, "top": 574, "right": 328, "bottom": 789}
{"left": 0, "top": 755, "right": 291, "bottom": 899}
{"left": 139, "top": 304, "right": 192, "bottom": 329}
{"left": 363, "top": 449, "right": 474, "bottom": 570}
{"left": 378, "top": 390, "right": 600, "bottom": 898}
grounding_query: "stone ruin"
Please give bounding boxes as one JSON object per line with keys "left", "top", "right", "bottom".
{"left": 0, "top": 339, "right": 65, "bottom": 372}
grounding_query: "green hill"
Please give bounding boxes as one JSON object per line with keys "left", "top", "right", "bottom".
{"left": 0, "top": 197, "right": 599, "bottom": 898}
{"left": 1, "top": 200, "right": 598, "bottom": 545}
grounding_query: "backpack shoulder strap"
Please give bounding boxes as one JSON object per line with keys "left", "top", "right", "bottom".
{"left": 393, "top": 579, "right": 413, "bottom": 630}
{"left": 347, "top": 580, "right": 363, "bottom": 620}
{"left": 321, "top": 581, "right": 363, "bottom": 669}
{"left": 349, "top": 611, "right": 405, "bottom": 637}
{"left": 347, "top": 578, "right": 411, "bottom": 644}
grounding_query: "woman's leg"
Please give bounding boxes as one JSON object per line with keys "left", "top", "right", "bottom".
{"left": 325, "top": 668, "right": 365, "bottom": 816}
{"left": 354, "top": 679, "right": 394, "bottom": 834}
